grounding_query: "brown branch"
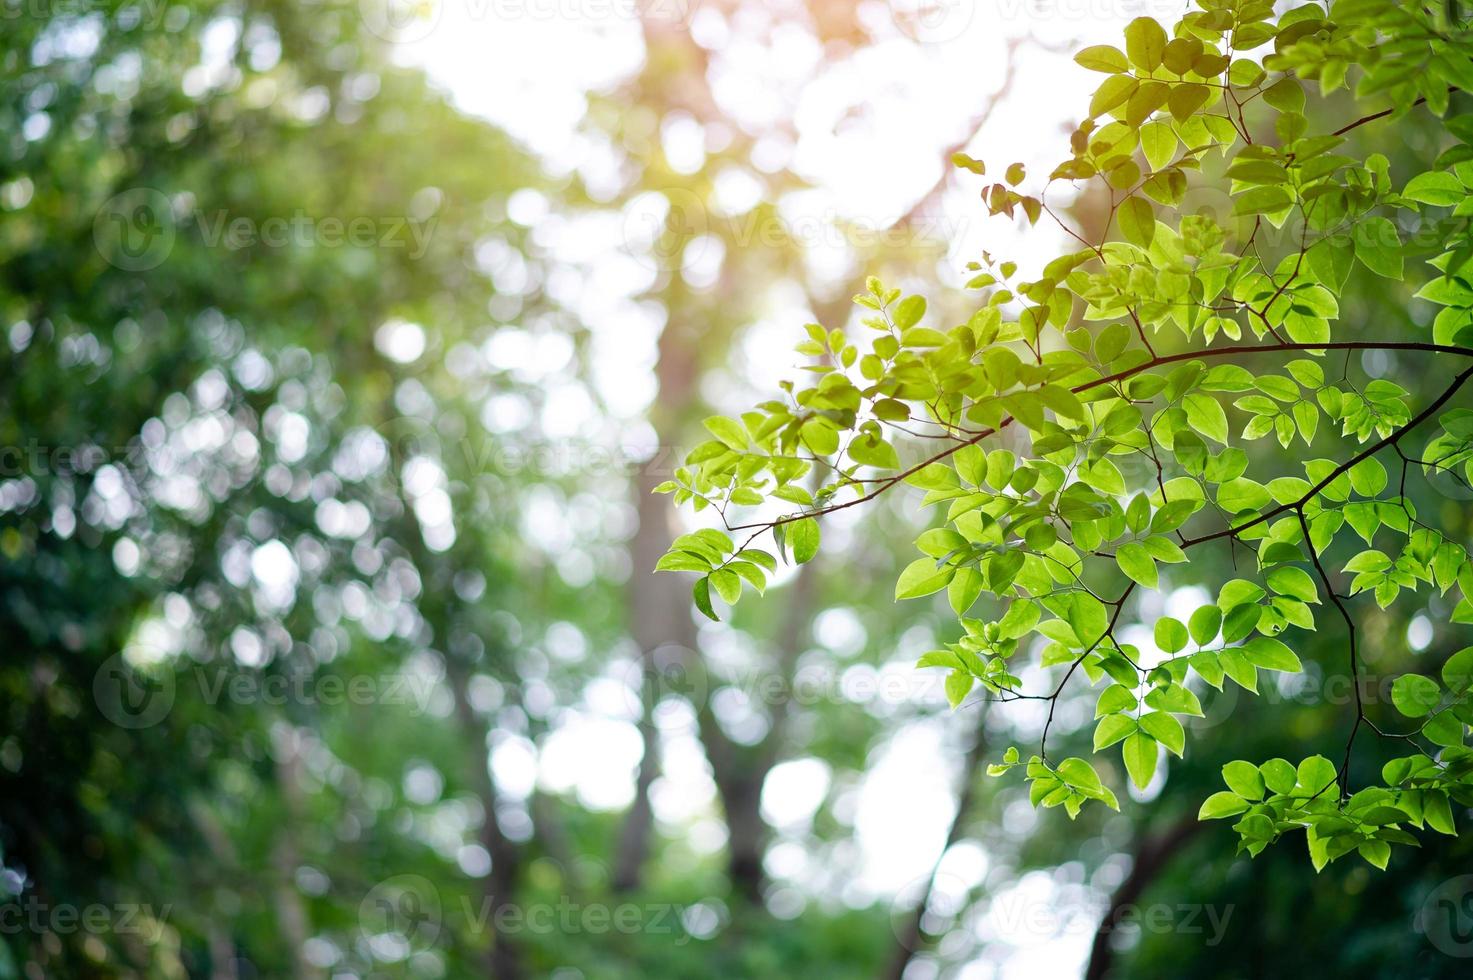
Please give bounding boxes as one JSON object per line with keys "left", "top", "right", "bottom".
{"left": 1182, "top": 362, "right": 1473, "bottom": 548}
{"left": 727, "top": 341, "right": 1473, "bottom": 534}
{"left": 1041, "top": 582, "right": 1138, "bottom": 762}
{"left": 1296, "top": 507, "right": 1362, "bottom": 798}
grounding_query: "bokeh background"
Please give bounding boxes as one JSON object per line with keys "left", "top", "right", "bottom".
{"left": 3, "top": 0, "right": 1473, "bottom": 977}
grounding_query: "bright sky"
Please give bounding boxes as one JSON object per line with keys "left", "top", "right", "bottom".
{"left": 387, "top": 2, "right": 1179, "bottom": 974}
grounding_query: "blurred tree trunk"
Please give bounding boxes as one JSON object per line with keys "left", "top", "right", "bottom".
{"left": 382, "top": 391, "right": 527, "bottom": 980}
{"left": 1083, "top": 815, "right": 1202, "bottom": 980}
{"left": 270, "top": 726, "right": 317, "bottom": 980}
{"left": 613, "top": 309, "right": 702, "bottom": 892}
{"left": 446, "top": 658, "right": 526, "bottom": 980}
{"left": 882, "top": 712, "right": 987, "bottom": 980}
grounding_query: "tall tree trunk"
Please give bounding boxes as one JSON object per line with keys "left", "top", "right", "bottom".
{"left": 380, "top": 388, "right": 526, "bottom": 979}
{"left": 612, "top": 309, "right": 702, "bottom": 891}
{"left": 446, "top": 657, "right": 526, "bottom": 980}
{"left": 1083, "top": 816, "right": 1203, "bottom": 980}
{"left": 883, "top": 711, "right": 988, "bottom": 980}
{"left": 269, "top": 725, "right": 316, "bottom": 980}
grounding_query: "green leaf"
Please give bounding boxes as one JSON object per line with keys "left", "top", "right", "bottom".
{"left": 1145, "top": 683, "right": 1202, "bottom": 716}
{"left": 703, "top": 415, "right": 749, "bottom": 450}
{"left": 896, "top": 557, "right": 953, "bottom": 600}
{"left": 1260, "top": 759, "right": 1297, "bottom": 795}
{"left": 945, "top": 670, "right": 974, "bottom": 709}
{"left": 800, "top": 418, "right": 839, "bottom": 455}
{"left": 1183, "top": 393, "right": 1229, "bottom": 445}
{"left": 948, "top": 565, "right": 984, "bottom": 615}
{"left": 1094, "top": 713, "right": 1137, "bottom": 750}
{"left": 1118, "top": 196, "right": 1155, "bottom": 247}
{"left": 709, "top": 568, "right": 742, "bottom": 604}
{"left": 1217, "top": 478, "right": 1270, "bottom": 513}
{"left": 1233, "top": 186, "right": 1293, "bottom": 217}
{"left": 657, "top": 551, "right": 712, "bottom": 573}
{"left": 1199, "top": 791, "right": 1250, "bottom": 820}
{"left": 1218, "top": 648, "right": 1258, "bottom": 692}
{"left": 893, "top": 295, "right": 927, "bottom": 329}
{"left": 1123, "top": 731, "right": 1159, "bottom": 789}
{"left": 1358, "top": 840, "right": 1391, "bottom": 871}
{"left": 1075, "top": 44, "right": 1129, "bottom": 73}
{"left": 1090, "top": 74, "right": 1139, "bottom": 117}
{"left": 1348, "top": 457, "right": 1387, "bottom": 497}
{"left": 1057, "top": 757, "right": 1104, "bottom": 794}
{"left": 1124, "top": 16, "right": 1167, "bottom": 72}
{"left": 1117, "top": 541, "right": 1159, "bottom": 589}
{"left": 1419, "top": 707, "right": 1467, "bottom": 745}
{"left": 693, "top": 577, "right": 718, "bottom": 622}
{"left": 1353, "top": 217, "right": 1403, "bottom": 278}
{"left": 1188, "top": 605, "right": 1222, "bottom": 645}
{"left": 1296, "top": 756, "right": 1338, "bottom": 794}
{"left": 850, "top": 433, "right": 900, "bottom": 469}
{"left": 729, "top": 560, "right": 766, "bottom": 593}
{"left": 1404, "top": 171, "right": 1464, "bottom": 206}
{"left": 1094, "top": 322, "right": 1131, "bottom": 364}
{"left": 1097, "top": 684, "right": 1139, "bottom": 716}
{"left": 1391, "top": 674, "right": 1440, "bottom": 718}
{"left": 1241, "top": 636, "right": 1303, "bottom": 673}
{"left": 790, "top": 518, "right": 821, "bottom": 564}
{"left": 1441, "top": 646, "right": 1473, "bottom": 695}
{"left": 1267, "top": 566, "right": 1318, "bottom": 603}
{"left": 1154, "top": 616, "right": 1188, "bottom": 653}
{"left": 1141, "top": 121, "right": 1177, "bottom": 172}
{"left": 1222, "top": 761, "right": 1265, "bottom": 801}
{"left": 1139, "top": 711, "right": 1185, "bottom": 756}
